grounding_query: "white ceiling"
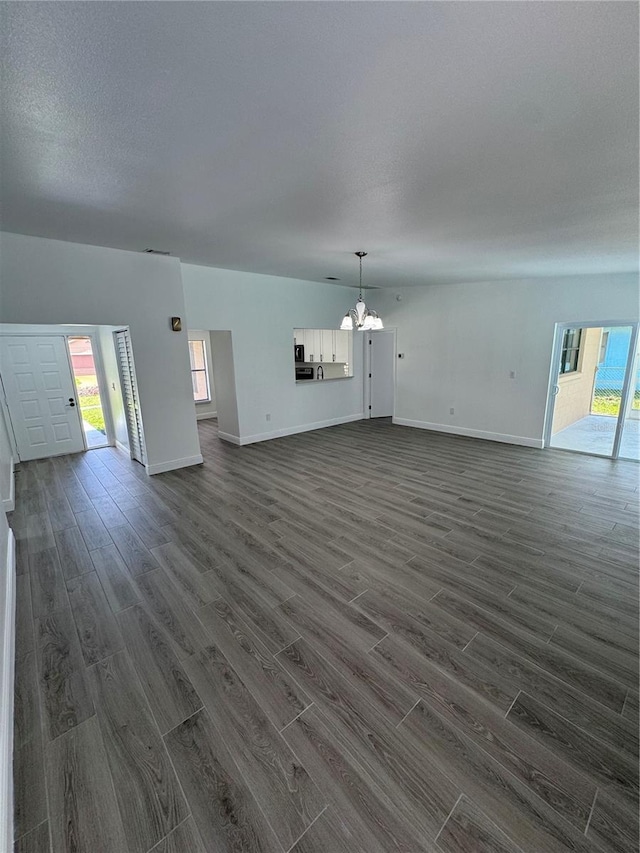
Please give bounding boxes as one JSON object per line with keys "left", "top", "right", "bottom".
{"left": 1, "top": 1, "right": 638, "bottom": 288}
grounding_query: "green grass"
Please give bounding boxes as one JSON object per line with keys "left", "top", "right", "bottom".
{"left": 79, "top": 394, "right": 101, "bottom": 408}
{"left": 81, "top": 407, "right": 105, "bottom": 433}
{"left": 591, "top": 392, "right": 640, "bottom": 416}
{"left": 74, "top": 377, "right": 106, "bottom": 432}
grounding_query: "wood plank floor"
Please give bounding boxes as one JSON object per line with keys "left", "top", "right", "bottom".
{"left": 10, "top": 418, "right": 639, "bottom": 853}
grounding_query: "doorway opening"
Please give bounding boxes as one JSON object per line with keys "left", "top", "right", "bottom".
{"left": 546, "top": 322, "right": 639, "bottom": 460}
{"left": 67, "top": 336, "right": 109, "bottom": 449}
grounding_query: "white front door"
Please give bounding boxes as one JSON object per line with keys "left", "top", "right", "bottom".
{"left": 0, "top": 336, "right": 85, "bottom": 460}
{"left": 369, "top": 331, "right": 395, "bottom": 418}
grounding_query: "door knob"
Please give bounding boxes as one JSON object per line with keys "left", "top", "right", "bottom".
{"left": 67, "top": 398, "right": 76, "bottom": 407}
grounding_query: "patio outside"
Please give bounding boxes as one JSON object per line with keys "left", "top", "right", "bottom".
{"left": 551, "top": 327, "right": 640, "bottom": 460}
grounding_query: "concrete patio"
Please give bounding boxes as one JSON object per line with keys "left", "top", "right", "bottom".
{"left": 551, "top": 413, "right": 640, "bottom": 460}
{"left": 82, "top": 419, "right": 108, "bottom": 449}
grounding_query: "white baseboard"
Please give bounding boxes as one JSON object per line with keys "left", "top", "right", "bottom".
{"left": 1, "top": 529, "right": 16, "bottom": 853}
{"left": 237, "top": 413, "right": 364, "bottom": 446}
{"left": 145, "top": 454, "right": 204, "bottom": 475}
{"left": 196, "top": 411, "right": 217, "bottom": 420}
{"left": 392, "top": 417, "right": 544, "bottom": 449}
{"left": 1, "top": 458, "right": 14, "bottom": 512}
{"left": 218, "top": 431, "right": 242, "bottom": 445}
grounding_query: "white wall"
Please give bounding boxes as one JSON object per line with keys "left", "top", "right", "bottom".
{"left": 0, "top": 233, "right": 202, "bottom": 472}
{"left": 376, "top": 273, "right": 640, "bottom": 446}
{"left": 188, "top": 330, "right": 217, "bottom": 419}
{"left": 0, "top": 411, "right": 14, "bottom": 851}
{"left": 181, "top": 264, "right": 364, "bottom": 443}
{"left": 0, "top": 408, "right": 14, "bottom": 512}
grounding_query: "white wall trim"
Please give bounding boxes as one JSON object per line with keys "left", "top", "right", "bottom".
{"left": 217, "top": 431, "right": 242, "bottom": 445}
{"left": 1, "top": 458, "right": 14, "bottom": 513}
{"left": 145, "top": 454, "right": 204, "bottom": 475}
{"left": 1, "top": 529, "right": 16, "bottom": 853}
{"left": 115, "top": 440, "right": 131, "bottom": 456}
{"left": 237, "top": 413, "right": 364, "bottom": 446}
{"left": 196, "top": 411, "right": 217, "bottom": 420}
{"left": 392, "top": 417, "right": 544, "bottom": 449}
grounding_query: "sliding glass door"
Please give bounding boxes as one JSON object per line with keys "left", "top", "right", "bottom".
{"left": 546, "top": 322, "right": 640, "bottom": 460}
{"left": 617, "top": 336, "right": 640, "bottom": 460}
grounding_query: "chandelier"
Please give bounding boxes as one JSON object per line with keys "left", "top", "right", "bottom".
{"left": 340, "top": 251, "right": 384, "bottom": 331}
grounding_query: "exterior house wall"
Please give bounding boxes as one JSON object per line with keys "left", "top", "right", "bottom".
{"left": 69, "top": 353, "right": 95, "bottom": 376}
{"left": 595, "top": 326, "right": 634, "bottom": 392}
{"left": 552, "top": 328, "right": 602, "bottom": 434}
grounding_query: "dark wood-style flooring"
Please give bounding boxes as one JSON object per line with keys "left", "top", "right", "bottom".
{"left": 10, "top": 418, "right": 640, "bottom": 853}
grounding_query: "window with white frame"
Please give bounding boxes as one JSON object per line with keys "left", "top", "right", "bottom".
{"left": 559, "top": 328, "right": 583, "bottom": 375}
{"left": 188, "top": 339, "right": 210, "bottom": 402}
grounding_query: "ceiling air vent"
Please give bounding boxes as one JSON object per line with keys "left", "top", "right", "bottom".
{"left": 143, "top": 248, "right": 171, "bottom": 255}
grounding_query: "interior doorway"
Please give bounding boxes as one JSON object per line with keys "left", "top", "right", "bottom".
{"left": 366, "top": 330, "right": 396, "bottom": 418}
{"left": 67, "top": 336, "right": 109, "bottom": 449}
{"left": 545, "top": 322, "right": 640, "bottom": 460}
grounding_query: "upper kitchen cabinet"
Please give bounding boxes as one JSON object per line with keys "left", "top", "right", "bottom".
{"left": 293, "top": 328, "right": 353, "bottom": 380}
{"left": 320, "top": 330, "right": 334, "bottom": 363}
{"left": 334, "top": 330, "right": 350, "bottom": 363}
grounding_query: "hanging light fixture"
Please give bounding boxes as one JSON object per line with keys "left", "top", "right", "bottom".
{"left": 340, "top": 251, "right": 384, "bottom": 331}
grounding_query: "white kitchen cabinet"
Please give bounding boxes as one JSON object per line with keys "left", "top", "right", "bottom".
{"left": 320, "top": 330, "right": 334, "bottom": 362}
{"left": 294, "top": 328, "right": 350, "bottom": 365}
{"left": 305, "top": 329, "right": 321, "bottom": 362}
{"left": 334, "top": 330, "right": 350, "bottom": 363}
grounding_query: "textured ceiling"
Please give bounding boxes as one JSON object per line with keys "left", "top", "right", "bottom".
{"left": 1, "top": 1, "right": 638, "bottom": 288}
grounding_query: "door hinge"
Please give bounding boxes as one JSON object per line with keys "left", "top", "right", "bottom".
{"left": 368, "top": 340, "right": 372, "bottom": 345}
{"left": 368, "top": 373, "right": 372, "bottom": 378}
{"left": 368, "top": 405, "right": 372, "bottom": 410}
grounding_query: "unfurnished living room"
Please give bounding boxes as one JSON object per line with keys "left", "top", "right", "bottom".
{"left": 0, "top": 2, "right": 638, "bottom": 852}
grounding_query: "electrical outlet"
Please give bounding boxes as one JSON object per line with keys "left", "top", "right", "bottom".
{"left": 449, "top": 407, "right": 455, "bottom": 415}
{"left": 266, "top": 413, "right": 271, "bottom": 422}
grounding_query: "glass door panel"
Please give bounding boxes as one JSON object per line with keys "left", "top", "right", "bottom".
{"left": 550, "top": 325, "right": 633, "bottom": 457}
{"left": 619, "top": 342, "right": 640, "bottom": 461}
{"left": 67, "top": 336, "right": 109, "bottom": 449}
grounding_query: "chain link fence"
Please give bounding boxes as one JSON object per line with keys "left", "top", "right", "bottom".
{"left": 592, "top": 366, "right": 640, "bottom": 415}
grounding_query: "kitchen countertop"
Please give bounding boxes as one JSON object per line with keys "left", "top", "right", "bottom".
{"left": 295, "top": 376, "right": 353, "bottom": 384}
